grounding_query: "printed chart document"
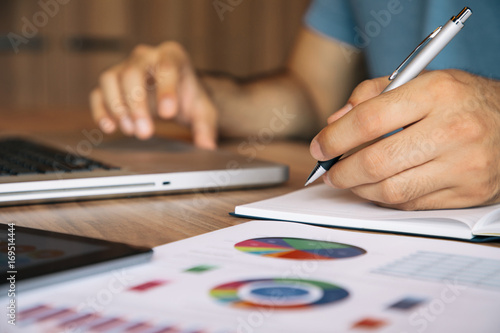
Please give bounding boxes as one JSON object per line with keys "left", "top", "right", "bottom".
{"left": 234, "top": 184, "right": 500, "bottom": 240}
{"left": 2, "top": 221, "right": 500, "bottom": 333}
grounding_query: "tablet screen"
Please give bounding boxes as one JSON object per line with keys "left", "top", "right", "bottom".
{"left": 1, "top": 223, "right": 152, "bottom": 290}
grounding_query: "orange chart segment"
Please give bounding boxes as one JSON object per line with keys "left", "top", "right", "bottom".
{"left": 234, "top": 237, "right": 366, "bottom": 260}
{"left": 271, "top": 249, "right": 334, "bottom": 260}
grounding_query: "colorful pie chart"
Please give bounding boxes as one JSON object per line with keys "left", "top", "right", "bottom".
{"left": 210, "top": 278, "right": 349, "bottom": 309}
{"left": 234, "top": 237, "right": 366, "bottom": 260}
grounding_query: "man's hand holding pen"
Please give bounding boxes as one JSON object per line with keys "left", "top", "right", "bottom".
{"left": 310, "top": 70, "right": 500, "bottom": 210}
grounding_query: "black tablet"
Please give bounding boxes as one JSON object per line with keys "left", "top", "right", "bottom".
{"left": 1, "top": 223, "right": 153, "bottom": 292}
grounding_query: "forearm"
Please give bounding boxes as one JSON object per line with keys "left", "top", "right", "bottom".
{"left": 90, "top": 28, "right": 364, "bottom": 148}
{"left": 202, "top": 28, "right": 366, "bottom": 141}
{"left": 202, "top": 70, "right": 321, "bottom": 141}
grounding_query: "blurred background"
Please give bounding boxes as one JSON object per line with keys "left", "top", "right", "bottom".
{"left": 0, "top": 0, "right": 310, "bottom": 112}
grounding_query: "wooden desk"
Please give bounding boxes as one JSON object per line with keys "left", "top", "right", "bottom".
{"left": 0, "top": 109, "right": 316, "bottom": 248}
{"left": 1, "top": 109, "right": 498, "bottom": 248}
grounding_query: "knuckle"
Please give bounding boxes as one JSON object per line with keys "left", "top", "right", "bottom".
{"left": 476, "top": 185, "right": 493, "bottom": 203}
{"left": 350, "top": 79, "right": 378, "bottom": 104}
{"left": 356, "top": 79, "right": 375, "bottom": 91}
{"left": 446, "top": 113, "right": 485, "bottom": 143}
{"left": 110, "top": 101, "right": 127, "bottom": 116}
{"left": 353, "top": 108, "right": 382, "bottom": 139}
{"left": 157, "top": 63, "right": 179, "bottom": 85}
{"left": 380, "top": 173, "right": 434, "bottom": 206}
{"left": 427, "top": 71, "right": 465, "bottom": 100}
{"left": 328, "top": 171, "right": 347, "bottom": 189}
{"left": 98, "top": 70, "right": 115, "bottom": 86}
{"left": 120, "top": 65, "right": 140, "bottom": 81}
{"left": 379, "top": 179, "right": 407, "bottom": 204}
{"left": 429, "top": 70, "right": 458, "bottom": 89}
{"left": 465, "top": 151, "right": 492, "bottom": 174}
{"left": 315, "top": 128, "right": 338, "bottom": 157}
{"left": 463, "top": 179, "right": 493, "bottom": 205}
{"left": 359, "top": 148, "right": 388, "bottom": 181}
{"left": 462, "top": 118, "right": 486, "bottom": 142}
{"left": 159, "top": 41, "right": 186, "bottom": 56}
{"left": 131, "top": 44, "right": 152, "bottom": 57}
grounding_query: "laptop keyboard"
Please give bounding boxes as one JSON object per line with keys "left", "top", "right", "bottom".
{"left": 0, "top": 138, "right": 118, "bottom": 177}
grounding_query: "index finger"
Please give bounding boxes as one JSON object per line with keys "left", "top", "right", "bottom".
{"left": 155, "top": 42, "right": 190, "bottom": 119}
{"left": 311, "top": 76, "right": 432, "bottom": 161}
{"left": 327, "top": 77, "right": 388, "bottom": 124}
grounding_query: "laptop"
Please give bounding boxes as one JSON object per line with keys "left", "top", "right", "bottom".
{"left": 0, "top": 132, "right": 288, "bottom": 206}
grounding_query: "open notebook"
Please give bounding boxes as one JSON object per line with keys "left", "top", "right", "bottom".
{"left": 233, "top": 184, "right": 500, "bottom": 241}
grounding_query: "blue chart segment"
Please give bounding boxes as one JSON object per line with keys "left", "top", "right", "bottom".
{"left": 210, "top": 278, "right": 349, "bottom": 309}
{"left": 235, "top": 237, "right": 366, "bottom": 260}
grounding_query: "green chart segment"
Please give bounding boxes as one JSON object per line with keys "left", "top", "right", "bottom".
{"left": 210, "top": 278, "right": 349, "bottom": 309}
{"left": 234, "top": 237, "right": 366, "bottom": 260}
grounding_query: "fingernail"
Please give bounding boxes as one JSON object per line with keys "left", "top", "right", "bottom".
{"left": 327, "top": 103, "right": 353, "bottom": 124}
{"left": 310, "top": 138, "right": 324, "bottom": 160}
{"left": 135, "top": 118, "right": 152, "bottom": 139}
{"left": 159, "top": 99, "right": 176, "bottom": 118}
{"left": 99, "top": 118, "right": 116, "bottom": 133}
{"left": 340, "top": 103, "right": 353, "bottom": 114}
{"left": 120, "top": 117, "right": 134, "bottom": 135}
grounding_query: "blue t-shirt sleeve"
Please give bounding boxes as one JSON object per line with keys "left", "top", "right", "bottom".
{"left": 304, "top": 0, "right": 500, "bottom": 79}
{"left": 304, "top": 0, "right": 357, "bottom": 46}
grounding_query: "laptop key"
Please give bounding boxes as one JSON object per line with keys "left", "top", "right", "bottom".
{"left": 0, "top": 138, "right": 119, "bottom": 176}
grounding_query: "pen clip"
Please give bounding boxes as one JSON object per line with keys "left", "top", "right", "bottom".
{"left": 389, "top": 26, "right": 442, "bottom": 81}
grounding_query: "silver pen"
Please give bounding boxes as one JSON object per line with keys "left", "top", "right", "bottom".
{"left": 305, "top": 6, "right": 473, "bottom": 186}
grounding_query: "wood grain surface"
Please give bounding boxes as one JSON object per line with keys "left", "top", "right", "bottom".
{"left": 1, "top": 109, "right": 498, "bottom": 249}
{"left": 0, "top": 109, "right": 315, "bottom": 248}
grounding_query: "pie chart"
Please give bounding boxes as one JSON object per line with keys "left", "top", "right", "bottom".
{"left": 210, "top": 278, "right": 349, "bottom": 309}
{"left": 234, "top": 237, "right": 366, "bottom": 260}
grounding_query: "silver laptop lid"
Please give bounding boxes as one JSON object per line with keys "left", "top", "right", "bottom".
{"left": 0, "top": 134, "right": 288, "bottom": 206}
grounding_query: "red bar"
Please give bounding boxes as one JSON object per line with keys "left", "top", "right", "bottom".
{"left": 19, "top": 304, "right": 51, "bottom": 320}
{"left": 59, "top": 313, "right": 99, "bottom": 328}
{"left": 129, "top": 280, "right": 168, "bottom": 292}
{"left": 88, "top": 317, "right": 126, "bottom": 331}
{"left": 125, "top": 322, "right": 154, "bottom": 332}
{"left": 37, "top": 308, "right": 74, "bottom": 322}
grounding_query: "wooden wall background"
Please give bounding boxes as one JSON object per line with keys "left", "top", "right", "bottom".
{"left": 0, "top": 0, "right": 310, "bottom": 111}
